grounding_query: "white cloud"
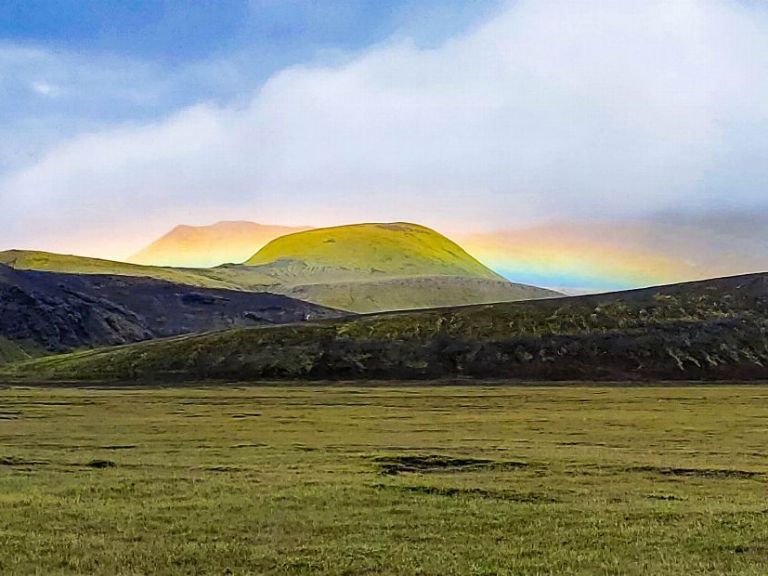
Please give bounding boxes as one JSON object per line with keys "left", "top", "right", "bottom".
{"left": 3, "top": 0, "right": 768, "bottom": 258}
{"left": 30, "top": 81, "right": 60, "bottom": 97}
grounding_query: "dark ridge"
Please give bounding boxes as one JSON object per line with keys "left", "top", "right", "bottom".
{"left": 0, "top": 264, "right": 345, "bottom": 363}
{"left": 8, "top": 271, "right": 768, "bottom": 382}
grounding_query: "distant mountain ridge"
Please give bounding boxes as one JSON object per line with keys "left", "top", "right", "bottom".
{"left": 0, "top": 222, "right": 559, "bottom": 313}
{"left": 129, "top": 221, "right": 310, "bottom": 267}
{"left": 125, "top": 216, "right": 768, "bottom": 293}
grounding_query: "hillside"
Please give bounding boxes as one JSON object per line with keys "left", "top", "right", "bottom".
{"left": 1, "top": 223, "right": 559, "bottom": 313}
{"left": 7, "top": 272, "right": 768, "bottom": 382}
{"left": 245, "top": 223, "right": 503, "bottom": 280}
{"left": 0, "top": 250, "right": 238, "bottom": 289}
{"left": 0, "top": 264, "right": 343, "bottom": 364}
{"left": 281, "top": 276, "right": 560, "bottom": 313}
{"left": 234, "top": 222, "right": 558, "bottom": 311}
{"left": 129, "top": 221, "right": 310, "bottom": 267}
{"left": 0, "top": 248, "right": 556, "bottom": 313}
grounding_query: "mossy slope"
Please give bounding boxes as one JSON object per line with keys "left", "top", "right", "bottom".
{"left": 8, "top": 271, "right": 768, "bottom": 382}
{"left": 0, "top": 250, "right": 237, "bottom": 289}
{"left": 245, "top": 222, "right": 503, "bottom": 280}
{"left": 282, "top": 276, "right": 559, "bottom": 313}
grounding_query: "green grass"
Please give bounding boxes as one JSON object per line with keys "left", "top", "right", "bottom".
{"left": 0, "top": 385, "right": 766, "bottom": 575}
{"left": 246, "top": 222, "right": 504, "bottom": 280}
{"left": 0, "top": 250, "right": 239, "bottom": 289}
{"left": 9, "top": 271, "right": 768, "bottom": 382}
{"left": 281, "top": 275, "right": 558, "bottom": 313}
{"left": 0, "top": 338, "right": 40, "bottom": 364}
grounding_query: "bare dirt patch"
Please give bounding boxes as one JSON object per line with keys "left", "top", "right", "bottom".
{"left": 372, "top": 453, "right": 528, "bottom": 475}
{"left": 628, "top": 465, "right": 762, "bottom": 479}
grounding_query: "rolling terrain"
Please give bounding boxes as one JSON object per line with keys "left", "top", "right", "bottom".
{"left": 0, "top": 249, "right": 295, "bottom": 294}
{"left": 1, "top": 223, "right": 559, "bottom": 313}
{"left": 6, "top": 271, "right": 768, "bottom": 382}
{"left": 237, "top": 223, "right": 559, "bottom": 311}
{"left": 280, "top": 276, "right": 556, "bottom": 313}
{"left": 0, "top": 250, "right": 238, "bottom": 289}
{"left": 0, "top": 264, "right": 342, "bottom": 364}
{"left": 129, "top": 221, "right": 310, "bottom": 267}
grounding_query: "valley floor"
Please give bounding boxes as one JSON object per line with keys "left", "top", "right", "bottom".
{"left": 0, "top": 385, "right": 766, "bottom": 575}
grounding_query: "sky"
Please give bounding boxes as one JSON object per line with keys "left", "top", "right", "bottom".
{"left": 2, "top": 0, "right": 768, "bottom": 288}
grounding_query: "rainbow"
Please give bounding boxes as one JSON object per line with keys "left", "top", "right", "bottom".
{"left": 459, "top": 228, "right": 700, "bottom": 292}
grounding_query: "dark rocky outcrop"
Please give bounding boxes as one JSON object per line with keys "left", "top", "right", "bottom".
{"left": 0, "top": 264, "right": 343, "bottom": 361}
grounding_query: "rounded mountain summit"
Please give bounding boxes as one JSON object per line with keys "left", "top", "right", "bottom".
{"left": 238, "top": 222, "right": 560, "bottom": 312}
{"left": 246, "top": 222, "right": 502, "bottom": 280}
{"left": 76, "top": 220, "right": 561, "bottom": 313}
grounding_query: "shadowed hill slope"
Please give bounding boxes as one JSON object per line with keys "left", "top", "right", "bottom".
{"left": 7, "top": 272, "right": 768, "bottom": 382}
{"left": 0, "top": 264, "right": 343, "bottom": 364}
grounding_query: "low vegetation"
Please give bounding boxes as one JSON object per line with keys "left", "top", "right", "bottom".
{"left": 281, "top": 275, "right": 556, "bottom": 313}
{"left": 7, "top": 272, "right": 768, "bottom": 382}
{"left": 0, "top": 385, "right": 766, "bottom": 575}
{"left": 246, "top": 222, "right": 504, "bottom": 279}
{"left": 0, "top": 249, "right": 237, "bottom": 289}
{"left": 0, "top": 337, "right": 39, "bottom": 365}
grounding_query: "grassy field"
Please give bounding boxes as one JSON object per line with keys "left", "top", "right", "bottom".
{"left": 0, "top": 385, "right": 766, "bottom": 575}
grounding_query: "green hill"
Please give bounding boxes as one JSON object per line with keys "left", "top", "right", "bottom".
{"left": 0, "top": 223, "right": 558, "bottom": 313}
{"left": 0, "top": 250, "right": 237, "bottom": 289}
{"left": 2, "top": 248, "right": 550, "bottom": 313}
{"left": 281, "top": 276, "right": 559, "bottom": 313}
{"left": 235, "top": 222, "right": 558, "bottom": 311}
{"left": 0, "top": 337, "right": 40, "bottom": 365}
{"left": 7, "top": 272, "right": 768, "bottom": 382}
{"left": 245, "top": 222, "right": 503, "bottom": 280}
